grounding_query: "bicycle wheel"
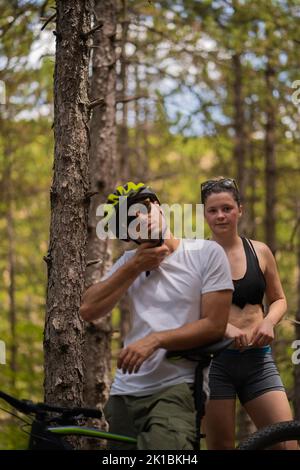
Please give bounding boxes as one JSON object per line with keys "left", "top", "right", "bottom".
{"left": 238, "top": 420, "right": 300, "bottom": 450}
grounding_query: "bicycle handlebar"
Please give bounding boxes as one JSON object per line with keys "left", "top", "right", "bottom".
{"left": 0, "top": 390, "right": 102, "bottom": 419}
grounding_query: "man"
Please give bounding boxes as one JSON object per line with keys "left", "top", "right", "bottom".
{"left": 80, "top": 182, "right": 233, "bottom": 450}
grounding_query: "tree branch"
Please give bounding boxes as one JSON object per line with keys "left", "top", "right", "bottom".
{"left": 87, "top": 98, "right": 105, "bottom": 110}
{"left": 116, "top": 94, "right": 147, "bottom": 104}
{"left": 86, "top": 258, "right": 104, "bottom": 267}
{"left": 41, "top": 12, "right": 56, "bottom": 31}
{"left": 84, "top": 191, "right": 99, "bottom": 201}
{"left": 80, "top": 22, "right": 103, "bottom": 39}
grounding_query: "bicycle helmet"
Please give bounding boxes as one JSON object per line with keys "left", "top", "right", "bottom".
{"left": 103, "top": 182, "right": 160, "bottom": 241}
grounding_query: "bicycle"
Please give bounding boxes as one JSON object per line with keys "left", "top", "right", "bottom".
{"left": 0, "top": 390, "right": 137, "bottom": 449}
{"left": 0, "top": 338, "right": 234, "bottom": 450}
{"left": 237, "top": 420, "right": 300, "bottom": 450}
{"left": 3, "top": 386, "right": 299, "bottom": 451}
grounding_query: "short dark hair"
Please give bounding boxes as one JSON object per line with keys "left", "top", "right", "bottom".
{"left": 201, "top": 177, "right": 241, "bottom": 205}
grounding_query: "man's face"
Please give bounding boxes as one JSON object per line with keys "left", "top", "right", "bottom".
{"left": 127, "top": 198, "right": 165, "bottom": 243}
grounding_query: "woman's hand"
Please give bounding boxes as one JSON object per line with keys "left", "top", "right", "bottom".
{"left": 225, "top": 323, "right": 249, "bottom": 349}
{"left": 249, "top": 318, "right": 275, "bottom": 347}
{"left": 117, "top": 333, "right": 161, "bottom": 374}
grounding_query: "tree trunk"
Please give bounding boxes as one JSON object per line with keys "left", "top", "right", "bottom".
{"left": 118, "top": 0, "right": 130, "bottom": 181}
{"left": 232, "top": 53, "right": 248, "bottom": 236}
{"left": 294, "top": 206, "right": 300, "bottom": 420}
{"left": 236, "top": 405, "right": 256, "bottom": 444}
{"left": 4, "top": 147, "right": 17, "bottom": 389}
{"left": 264, "top": 55, "right": 280, "bottom": 367}
{"left": 264, "top": 60, "right": 277, "bottom": 254}
{"left": 232, "top": 53, "right": 247, "bottom": 201}
{"left": 44, "top": 0, "right": 91, "bottom": 411}
{"left": 245, "top": 100, "right": 257, "bottom": 240}
{"left": 141, "top": 99, "right": 150, "bottom": 179}
{"left": 6, "top": 177, "right": 16, "bottom": 388}
{"left": 133, "top": 60, "right": 142, "bottom": 178}
{"left": 83, "top": 0, "right": 117, "bottom": 422}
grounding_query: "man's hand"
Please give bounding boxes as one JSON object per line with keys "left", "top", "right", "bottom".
{"left": 249, "top": 318, "right": 275, "bottom": 347}
{"left": 225, "top": 323, "right": 249, "bottom": 349}
{"left": 133, "top": 242, "right": 169, "bottom": 274}
{"left": 117, "top": 333, "right": 161, "bottom": 374}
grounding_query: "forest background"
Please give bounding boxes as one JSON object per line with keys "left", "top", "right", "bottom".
{"left": 0, "top": 0, "right": 299, "bottom": 449}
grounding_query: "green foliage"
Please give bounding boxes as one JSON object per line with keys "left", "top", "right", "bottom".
{"left": 0, "top": 0, "right": 54, "bottom": 449}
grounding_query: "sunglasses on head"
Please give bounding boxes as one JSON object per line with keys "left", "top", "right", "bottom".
{"left": 200, "top": 178, "right": 239, "bottom": 203}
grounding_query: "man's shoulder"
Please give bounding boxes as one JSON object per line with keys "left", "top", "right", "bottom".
{"left": 182, "top": 238, "right": 221, "bottom": 251}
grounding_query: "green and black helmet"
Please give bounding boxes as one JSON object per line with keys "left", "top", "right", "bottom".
{"left": 103, "top": 182, "right": 160, "bottom": 241}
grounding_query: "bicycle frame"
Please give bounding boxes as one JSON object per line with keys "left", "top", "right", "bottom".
{"left": 47, "top": 425, "right": 137, "bottom": 444}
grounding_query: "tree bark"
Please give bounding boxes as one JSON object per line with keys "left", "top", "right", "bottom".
{"left": 264, "top": 59, "right": 277, "bottom": 255}
{"left": 6, "top": 173, "right": 16, "bottom": 388}
{"left": 4, "top": 145, "right": 17, "bottom": 389}
{"left": 237, "top": 405, "right": 256, "bottom": 444}
{"left": 232, "top": 53, "right": 247, "bottom": 201}
{"left": 118, "top": 0, "right": 130, "bottom": 181}
{"left": 44, "top": 0, "right": 91, "bottom": 409}
{"left": 83, "top": 0, "right": 117, "bottom": 421}
{"left": 247, "top": 102, "right": 257, "bottom": 240}
{"left": 232, "top": 53, "right": 249, "bottom": 236}
{"left": 294, "top": 206, "right": 300, "bottom": 420}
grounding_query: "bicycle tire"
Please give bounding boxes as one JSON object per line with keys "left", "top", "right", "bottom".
{"left": 238, "top": 420, "right": 300, "bottom": 450}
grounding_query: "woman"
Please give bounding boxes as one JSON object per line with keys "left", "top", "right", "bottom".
{"left": 201, "top": 177, "right": 296, "bottom": 450}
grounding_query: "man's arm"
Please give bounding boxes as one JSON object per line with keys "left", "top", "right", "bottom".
{"left": 117, "top": 289, "right": 232, "bottom": 374}
{"left": 80, "top": 259, "right": 141, "bottom": 322}
{"left": 80, "top": 243, "right": 170, "bottom": 322}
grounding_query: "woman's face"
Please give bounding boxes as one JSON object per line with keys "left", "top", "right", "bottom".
{"left": 204, "top": 191, "right": 242, "bottom": 235}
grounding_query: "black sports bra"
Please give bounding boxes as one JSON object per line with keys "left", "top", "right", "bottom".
{"left": 232, "top": 238, "right": 266, "bottom": 309}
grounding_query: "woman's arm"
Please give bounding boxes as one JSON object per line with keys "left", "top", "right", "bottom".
{"left": 250, "top": 242, "right": 287, "bottom": 346}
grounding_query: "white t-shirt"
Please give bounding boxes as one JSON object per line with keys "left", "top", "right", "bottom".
{"left": 103, "top": 239, "right": 234, "bottom": 396}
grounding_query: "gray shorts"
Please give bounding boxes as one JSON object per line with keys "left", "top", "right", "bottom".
{"left": 208, "top": 346, "right": 285, "bottom": 405}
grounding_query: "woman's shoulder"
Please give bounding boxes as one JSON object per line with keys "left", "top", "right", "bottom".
{"left": 247, "top": 239, "right": 274, "bottom": 263}
{"left": 248, "top": 239, "right": 270, "bottom": 251}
